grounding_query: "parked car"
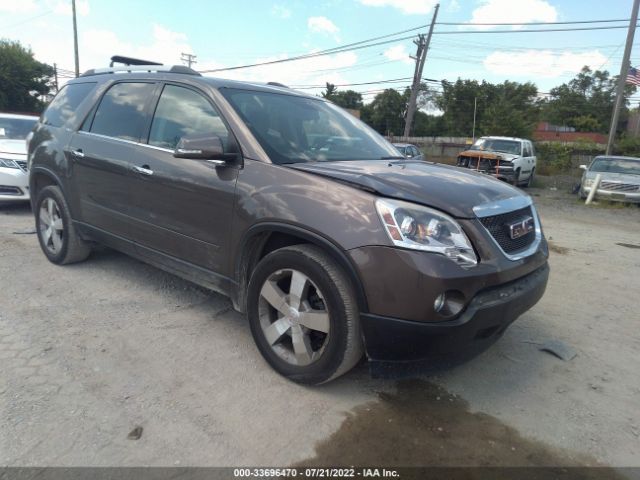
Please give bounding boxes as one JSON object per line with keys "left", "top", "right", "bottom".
{"left": 28, "top": 60, "right": 549, "bottom": 384}
{"left": 393, "top": 143, "right": 425, "bottom": 161}
{"left": 0, "top": 113, "right": 39, "bottom": 202}
{"left": 579, "top": 156, "right": 640, "bottom": 203}
{"left": 456, "top": 136, "right": 537, "bottom": 187}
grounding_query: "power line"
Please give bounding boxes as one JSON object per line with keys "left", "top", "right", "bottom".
{"left": 198, "top": 24, "right": 430, "bottom": 73}
{"left": 437, "top": 18, "right": 629, "bottom": 26}
{"left": 434, "top": 25, "right": 635, "bottom": 34}
{"left": 0, "top": 10, "right": 52, "bottom": 29}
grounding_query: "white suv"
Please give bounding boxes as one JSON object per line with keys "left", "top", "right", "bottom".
{"left": 456, "top": 136, "right": 537, "bottom": 187}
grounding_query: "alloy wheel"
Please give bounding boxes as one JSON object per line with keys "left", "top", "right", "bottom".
{"left": 39, "top": 197, "right": 64, "bottom": 254}
{"left": 258, "top": 269, "right": 331, "bottom": 366}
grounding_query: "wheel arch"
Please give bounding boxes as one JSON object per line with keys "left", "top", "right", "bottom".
{"left": 234, "top": 222, "right": 369, "bottom": 315}
{"left": 29, "top": 167, "right": 64, "bottom": 210}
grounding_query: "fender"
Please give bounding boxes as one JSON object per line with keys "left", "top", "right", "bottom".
{"left": 235, "top": 221, "right": 370, "bottom": 314}
{"left": 28, "top": 166, "right": 66, "bottom": 210}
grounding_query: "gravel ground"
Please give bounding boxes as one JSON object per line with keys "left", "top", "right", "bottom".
{"left": 1, "top": 188, "right": 639, "bottom": 467}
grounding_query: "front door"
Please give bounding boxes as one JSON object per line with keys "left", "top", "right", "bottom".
{"left": 127, "top": 83, "right": 239, "bottom": 274}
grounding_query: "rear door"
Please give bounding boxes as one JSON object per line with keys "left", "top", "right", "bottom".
{"left": 67, "top": 81, "right": 157, "bottom": 240}
{"left": 521, "top": 141, "right": 534, "bottom": 179}
{"left": 127, "top": 83, "right": 239, "bottom": 274}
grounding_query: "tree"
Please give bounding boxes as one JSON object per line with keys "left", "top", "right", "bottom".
{"left": 321, "top": 82, "right": 338, "bottom": 99}
{"left": 540, "top": 67, "right": 635, "bottom": 134}
{"left": 0, "top": 40, "right": 54, "bottom": 113}
{"left": 435, "top": 79, "right": 539, "bottom": 138}
{"left": 360, "top": 88, "right": 409, "bottom": 136}
{"left": 321, "top": 83, "right": 364, "bottom": 110}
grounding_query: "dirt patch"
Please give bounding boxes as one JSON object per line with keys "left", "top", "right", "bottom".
{"left": 616, "top": 243, "right": 640, "bottom": 250}
{"left": 300, "top": 380, "right": 620, "bottom": 476}
{"left": 548, "top": 241, "right": 569, "bottom": 255}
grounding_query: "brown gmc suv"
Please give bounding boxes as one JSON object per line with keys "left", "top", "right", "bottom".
{"left": 28, "top": 61, "right": 549, "bottom": 384}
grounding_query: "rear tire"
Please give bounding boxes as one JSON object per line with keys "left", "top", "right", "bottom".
{"left": 247, "top": 244, "right": 363, "bottom": 384}
{"left": 35, "top": 185, "right": 91, "bottom": 265}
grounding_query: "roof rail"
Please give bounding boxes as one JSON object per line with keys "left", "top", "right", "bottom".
{"left": 81, "top": 64, "right": 201, "bottom": 77}
{"left": 267, "top": 81, "right": 289, "bottom": 88}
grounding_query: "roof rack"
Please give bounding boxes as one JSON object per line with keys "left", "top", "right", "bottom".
{"left": 80, "top": 55, "right": 201, "bottom": 77}
{"left": 267, "top": 81, "right": 289, "bottom": 88}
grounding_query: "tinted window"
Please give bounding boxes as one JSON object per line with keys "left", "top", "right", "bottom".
{"left": 149, "top": 85, "right": 228, "bottom": 150}
{"left": 42, "top": 82, "right": 96, "bottom": 127}
{"left": 91, "top": 82, "right": 155, "bottom": 142}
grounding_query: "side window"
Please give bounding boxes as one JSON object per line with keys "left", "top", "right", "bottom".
{"left": 412, "top": 146, "right": 420, "bottom": 157}
{"left": 148, "top": 84, "right": 229, "bottom": 150}
{"left": 529, "top": 142, "right": 536, "bottom": 157}
{"left": 90, "top": 82, "right": 155, "bottom": 142}
{"left": 522, "top": 142, "right": 531, "bottom": 157}
{"left": 42, "top": 82, "right": 97, "bottom": 127}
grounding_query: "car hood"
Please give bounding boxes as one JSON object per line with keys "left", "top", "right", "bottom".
{"left": 287, "top": 160, "right": 525, "bottom": 218}
{"left": 0, "top": 139, "right": 27, "bottom": 156}
{"left": 458, "top": 149, "right": 519, "bottom": 162}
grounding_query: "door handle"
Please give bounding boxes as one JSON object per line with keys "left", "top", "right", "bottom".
{"left": 71, "top": 149, "right": 85, "bottom": 158}
{"left": 133, "top": 165, "right": 154, "bottom": 176}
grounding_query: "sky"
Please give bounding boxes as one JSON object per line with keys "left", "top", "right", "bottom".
{"left": 1, "top": 0, "right": 639, "bottom": 102}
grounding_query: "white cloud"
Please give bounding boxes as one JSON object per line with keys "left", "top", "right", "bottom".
{"left": 447, "top": 0, "right": 461, "bottom": 12}
{"left": 0, "top": 0, "right": 37, "bottom": 13}
{"left": 357, "top": 0, "right": 438, "bottom": 15}
{"left": 468, "top": 0, "right": 557, "bottom": 29}
{"left": 484, "top": 50, "right": 608, "bottom": 78}
{"left": 271, "top": 4, "right": 292, "bottom": 19}
{"left": 383, "top": 44, "right": 412, "bottom": 64}
{"left": 307, "top": 16, "right": 339, "bottom": 39}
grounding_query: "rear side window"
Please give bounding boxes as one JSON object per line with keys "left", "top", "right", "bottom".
{"left": 148, "top": 84, "right": 229, "bottom": 150}
{"left": 42, "top": 82, "right": 96, "bottom": 127}
{"left": 523, "top": 142, "right": 532, "bottom": 157}
{"left": 90, "top": 82, "right": 155, "bottom": 142}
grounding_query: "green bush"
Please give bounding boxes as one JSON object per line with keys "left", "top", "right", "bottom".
{"left": 535, "top": 143, "right": 574, "bottom": 174}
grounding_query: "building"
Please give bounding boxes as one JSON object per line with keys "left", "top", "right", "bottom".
{"left": 533, "top": 122, "right": 607, "bottom": 144}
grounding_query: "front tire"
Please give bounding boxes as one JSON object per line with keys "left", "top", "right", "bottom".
{"left": 35, "top": 185, "right": 91, "bottom": 265}
{"left": 247, "top": 244, "right": 363, "bottom": 384}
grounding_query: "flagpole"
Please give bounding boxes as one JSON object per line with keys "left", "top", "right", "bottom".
{"left": 606, "top": 0, "right": 640, "bottom": 155}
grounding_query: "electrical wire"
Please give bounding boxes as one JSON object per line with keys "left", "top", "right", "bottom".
{"left": 437, "top": 18, "right": 629, "bottom": 26}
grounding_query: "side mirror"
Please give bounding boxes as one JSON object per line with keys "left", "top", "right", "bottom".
{"left": 173, "top": 134, "right": 237, "bottom": 164}
{"left": 579, "top": 164, "right": 587, "bottom": 171}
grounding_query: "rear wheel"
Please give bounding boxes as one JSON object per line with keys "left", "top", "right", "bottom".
{"left": 247, "top": 244, "right": 363, "bottom": 384}
{"left": 35, "top": 186, "right": 91, "bottom": 265}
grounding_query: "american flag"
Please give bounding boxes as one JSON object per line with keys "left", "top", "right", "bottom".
{"left": 626, "top": 66, "right": 640, "bottom": 86}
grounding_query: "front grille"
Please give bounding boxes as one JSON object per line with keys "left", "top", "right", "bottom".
{"left": 599, "top": 181, "right": 639, "bottom": 192}
{"left": 14, "top": 160, "right": 27, "bottom": 172}
{"left": 479, "top": 206, "right": 536, "bottom": 254}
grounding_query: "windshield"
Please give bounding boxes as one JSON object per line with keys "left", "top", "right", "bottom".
{"left": 220, "top": 88, "right": 402, "bottom": 164}
{"left": 470, "top": 138, "right": 521, "bottom": 156}
{"left": 590, "top": 158, "right": 640, "bottom": 175}
{"left": 0, "top": 117, "right": 37, "bottom": 140}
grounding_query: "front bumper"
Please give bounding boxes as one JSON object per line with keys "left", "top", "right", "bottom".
{"left": 581, "top": 186, "right": 640, "bottom": 203}
{"left": 360, "top": 262, "right": 549, "bottom": 363}
{"left": 0, "top": 167, "right": 30, "bottom": 201}
{"left": 457, "top": 157, "right": 516, "bottom": 182}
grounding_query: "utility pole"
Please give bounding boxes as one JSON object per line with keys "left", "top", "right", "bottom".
{"left": 181, "top": 53, "right": 197, "bottom": 68}
{"left": 472, "top": 96, "right": 477, "bottom": 141}
{"left": 606, "top": 0, "right": 640, "bottom": 154}
{"left": 403, "top": 3, "right": 439, "bottom": 138}
{"left": 72, "top": 0, "right": 80, "bottom": 77}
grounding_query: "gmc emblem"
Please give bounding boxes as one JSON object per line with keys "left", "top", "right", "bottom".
{"left": 508, "top": 216, "right": 535, "bottom": 240}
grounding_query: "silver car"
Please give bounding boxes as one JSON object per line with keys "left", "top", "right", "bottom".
{"left": 0, "top": 113, "right": 39, "bottom": 202}
{"left": 579, "top": 156, "right": 640, "bottom": 204}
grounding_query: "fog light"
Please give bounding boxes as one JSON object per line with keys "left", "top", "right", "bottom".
{"left": 434, "top": 293, "right": 446, "bottom": 313}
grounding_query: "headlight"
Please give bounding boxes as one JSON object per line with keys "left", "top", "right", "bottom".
{"left": 375, "top": 198, "right": 478, "bottom": 267}
{"left": 584, "top": 178, "right": 594, "bottom": 187}
{"left": 0, "top": 158, "right": 19, "bottom": 169}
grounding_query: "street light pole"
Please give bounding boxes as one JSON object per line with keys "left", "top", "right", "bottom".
{"left": 605, "top": 0, "right": 640, "bottom": 155}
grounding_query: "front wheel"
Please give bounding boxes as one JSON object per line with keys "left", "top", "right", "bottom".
{"left": 247, "top": 244, "right": 363, "bottom": 384}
